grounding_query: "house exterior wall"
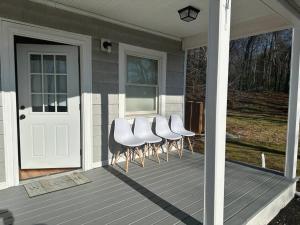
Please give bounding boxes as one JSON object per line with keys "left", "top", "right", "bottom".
{"left": 0, "top": 0, "right": 184, "bottom": 181}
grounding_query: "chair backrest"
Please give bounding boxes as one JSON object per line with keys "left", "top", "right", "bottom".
{"left": 155, "top": 115, "right": 171, "bottom": 135}
{"left": 134, "top": 117, "right": 153, "bottom": 138}
{"left": 114, "top": 118, "right": 134, "bottom": 144}
{"left": 170, "top": 114, "right": 185, "bottom": 132}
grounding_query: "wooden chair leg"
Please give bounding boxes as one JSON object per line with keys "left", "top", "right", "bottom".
{"left": 136, "top": 147, "right": 144, "bottom": 167}
{"left": 154, "top": 144, "right": 160, "bottom": 164}
{"left": 125, "top": 148, "right": 130, "bottom": 173}
{"left": 142, "top": 146, "right": 146, "bottom": 164}
{"left": 111, "top": 153, "right": 115, "bottom": 165}
{"left": 166, "top": 141, "right": 169, "bottom": 162}
{"left": 140, "top": 148, "right": 145, "bottom": 167}
{"left": 144, "top": 144, "right": 148, "bottom": 158}
{"left": 148, "top": 143, "right": 151, "bottom": 158}
{"left": 187, "top": 137, "right": 194, "bottom": 154}
{"left": 131, "top": 151, "right": 134, "bottom": 162}
{"left": 113, "top": 151, "right": 120, "bottom": 165}
{"left": 151, "top": 144, "right": 154, "bottom": 157}
{"left": 175, "top": 141, "right": 182, "bottom": 159}
{"left": 181, "top": 138, "right": 184, "bottom": 157}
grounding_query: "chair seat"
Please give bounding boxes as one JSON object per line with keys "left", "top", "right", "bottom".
{"left": 173, "top": 129, "right": 195, "bottom": 137}
{"left": 158, "top": 132, "right": 181, "bottom": 141}
{"left": 137, "top": 133, "right": 162, "bottom": 144}
{"left": 119, "top": 136, "right": 145, "bottom": 147}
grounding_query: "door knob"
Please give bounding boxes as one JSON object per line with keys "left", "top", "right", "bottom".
{"left": 20, "top": 114, "right": 26, "bottom": 120}
{"left": 20, "top": 105, "right": 25, "bottom": 110}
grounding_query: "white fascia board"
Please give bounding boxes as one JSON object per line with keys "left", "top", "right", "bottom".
{"left": 182, "top": 14, "right": 291, "bottom": 50}
{"left": 261, "top": 0, "right": 300, "bottom": 27}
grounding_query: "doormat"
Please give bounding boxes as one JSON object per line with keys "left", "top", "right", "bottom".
{"left": 24, "top": 172, "right": 91, "bottom": 198}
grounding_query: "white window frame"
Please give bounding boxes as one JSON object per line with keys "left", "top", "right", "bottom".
{"left": 118, "top": 43, "right": 167, "bottom": 119}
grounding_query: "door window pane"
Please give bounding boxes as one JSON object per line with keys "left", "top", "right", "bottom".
{"left": 56, "top": 76, "right": 67, "bottom": 93}
{"left": 126, "top": 85, "right": 157, "bottom": 112}
{"left": 30, "top": 55, "right": 42, "bottom": 73}
{"left": 57, "top": 94, "right": 68, "bottom": 112}
{"left": 44, "top": 94, "right": 55, "bottom": 112}
{"left": 127, "top": 55, "right": 158, "bottom": 85}
{"left": 31, "top": 94, "right": 43, "bottom": 112}
{"left": 56, "top": 55, "right": 67, "bottom": 74}
{"left": 31, "top": 75, "right": 42, "bottom": 93}
{"left": 29, "top": 54, "right": 70, "bottom": 113}
{"left": 43, "top": 55, "right": 54, "bottom": 74}
{"left": 44, "top": 75, "right": 55, "bottom": 93}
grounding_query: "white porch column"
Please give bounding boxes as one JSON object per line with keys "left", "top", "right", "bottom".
{"left": 204, "top": 0, "right": 232, "bottom": 225}
{"left": 285, "top": 28, "right": 300, "bottom": 180}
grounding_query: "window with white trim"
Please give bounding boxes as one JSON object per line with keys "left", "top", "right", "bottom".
{"left": 119, "top": 43, "right": 166, "bottom": 117}
{"left": 126, "top": 55, "right": 158, "bottom": 114}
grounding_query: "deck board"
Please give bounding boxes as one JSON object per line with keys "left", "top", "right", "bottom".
{"left": 0, "top": 151, "right": 294, "bottom": 225}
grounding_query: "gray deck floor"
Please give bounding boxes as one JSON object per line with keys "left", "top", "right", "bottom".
{"left": 0, "top": 151, "right": 294, "bottom": 225}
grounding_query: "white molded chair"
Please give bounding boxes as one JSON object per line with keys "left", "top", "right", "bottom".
{"left": 155, "top": 115, "right": 182, "bottom": 161}
{"left": 134, "top": 117, "right": 162, "bottom": 164}
{"left": 114, "top": 118, "right": 145, "bottom": 172}
{"left": 170, "top": 114, "right": 195, "bottom": 154}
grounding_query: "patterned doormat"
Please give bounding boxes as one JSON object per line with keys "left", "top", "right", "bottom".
{"left": 24, "top": 172, "right": 91, "bottom": 197}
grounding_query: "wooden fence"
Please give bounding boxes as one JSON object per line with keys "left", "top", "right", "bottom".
{"left": 185, "top": 101, "right": 205, "bottom": 135}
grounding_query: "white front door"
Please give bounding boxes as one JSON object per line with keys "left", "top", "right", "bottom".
{"left": 17, "top": 44, "right": 81, "bottom": 169}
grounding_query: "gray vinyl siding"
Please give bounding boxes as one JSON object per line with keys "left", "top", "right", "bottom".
{"left": 0, "top": 0, "right": 184, "bottom": 167}
{"left": 165, "top": 53, "right": 185, "bottom": 119}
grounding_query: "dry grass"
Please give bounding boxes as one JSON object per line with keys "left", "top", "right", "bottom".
{"left": 191, "top": 91, "right": 300, "bottom": 189}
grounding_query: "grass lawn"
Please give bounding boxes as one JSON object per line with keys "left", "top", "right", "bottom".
{"left": 191, "top": 91, "right": 300, "bottom": 188}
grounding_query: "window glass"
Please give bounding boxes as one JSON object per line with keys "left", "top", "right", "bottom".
{"left": 31, "top": 94, "right": 43, "bottom": 112}
{"left": 29, "top": 54, "right": 68, "bottom": 112}
{"left": 56, "top": 76, "right": 67, "bottom": 93}
{"left": 30, "top": 55, "right": 42, "bottom": 73}
{"left": 44, "top": 94, "right": 55, "bottom": 112}
{"left": 56, "top": 55, "right": 67, "bottom": 74}
{"left": 31, "top": 75, "right": 42, "bottom": 93}
{"left": 43, "top": 55, "right": 54, "bottom": 74}
{"left": 127, "top": 56, "right": 158, "bottom": 85}
{"left": 44, "top": 75, "right": 55, "bottom": 93}
{"left": 125, "top": 55, "right": 159, "bottom": 114}
{"left": 57, "top": 94, "right": 68, "bottom": 112}
{"left": 126, "top": 85, "right": 157, "bottom": 112}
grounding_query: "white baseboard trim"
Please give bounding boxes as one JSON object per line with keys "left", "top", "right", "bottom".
{"left": 0, "top": 182, "right": 8, "bottom": 190}
{"left": 246, "top": 182, "right": 296, "bottom": 225}
{"left": 92, "top": 160, "right": 109, "bottom": 168}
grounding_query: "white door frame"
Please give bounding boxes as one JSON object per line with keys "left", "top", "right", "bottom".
{"left": 0, "top": 19, "right": 93, "bottom": 188}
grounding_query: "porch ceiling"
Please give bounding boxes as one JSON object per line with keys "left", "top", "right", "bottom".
{"left": 32, "top": 0, "right": 290, "bottom": 43}
{"left": 288, "top": 0, "right": 300, "bottom": 11}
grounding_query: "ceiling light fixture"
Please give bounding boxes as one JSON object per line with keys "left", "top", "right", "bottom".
{"left": 178, "top": 6, "right": 200, "bottom": 22}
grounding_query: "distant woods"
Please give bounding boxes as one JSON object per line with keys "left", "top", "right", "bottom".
{"left": 186, "top": 29, "right": 292, "bottom": 100}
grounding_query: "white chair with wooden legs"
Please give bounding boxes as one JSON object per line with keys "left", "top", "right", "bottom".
{"left": 134, "top": 117, "right": 162, "bottom": 164}
{"left": 155, "top": 116, "right": 182, "bottom": 162}
{"left": 170, "top": 114, "right": 195, "bottom": 155}
{"left": 113, "top": 118, "right": 145, "bottom": 172}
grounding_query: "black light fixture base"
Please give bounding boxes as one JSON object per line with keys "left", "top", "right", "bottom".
{"left": 178, "top": 6, "right": 200, "bottom": 22}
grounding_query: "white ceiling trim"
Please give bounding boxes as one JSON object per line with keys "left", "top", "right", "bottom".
{"left": 183, "top": 14, "right": 290, "bottom": 50}
{"left": 260, "top": 0, "right": 300, "bottom": 27}
{"left": 30, "top": 0, "right": 182, "bottom": 41}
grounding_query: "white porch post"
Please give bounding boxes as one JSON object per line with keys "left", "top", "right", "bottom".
{"left": 204, "top": 0, "right": 232, "bottom": 225}
{"left": 285, "top": 28, "right": 300, "bottom": 180}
